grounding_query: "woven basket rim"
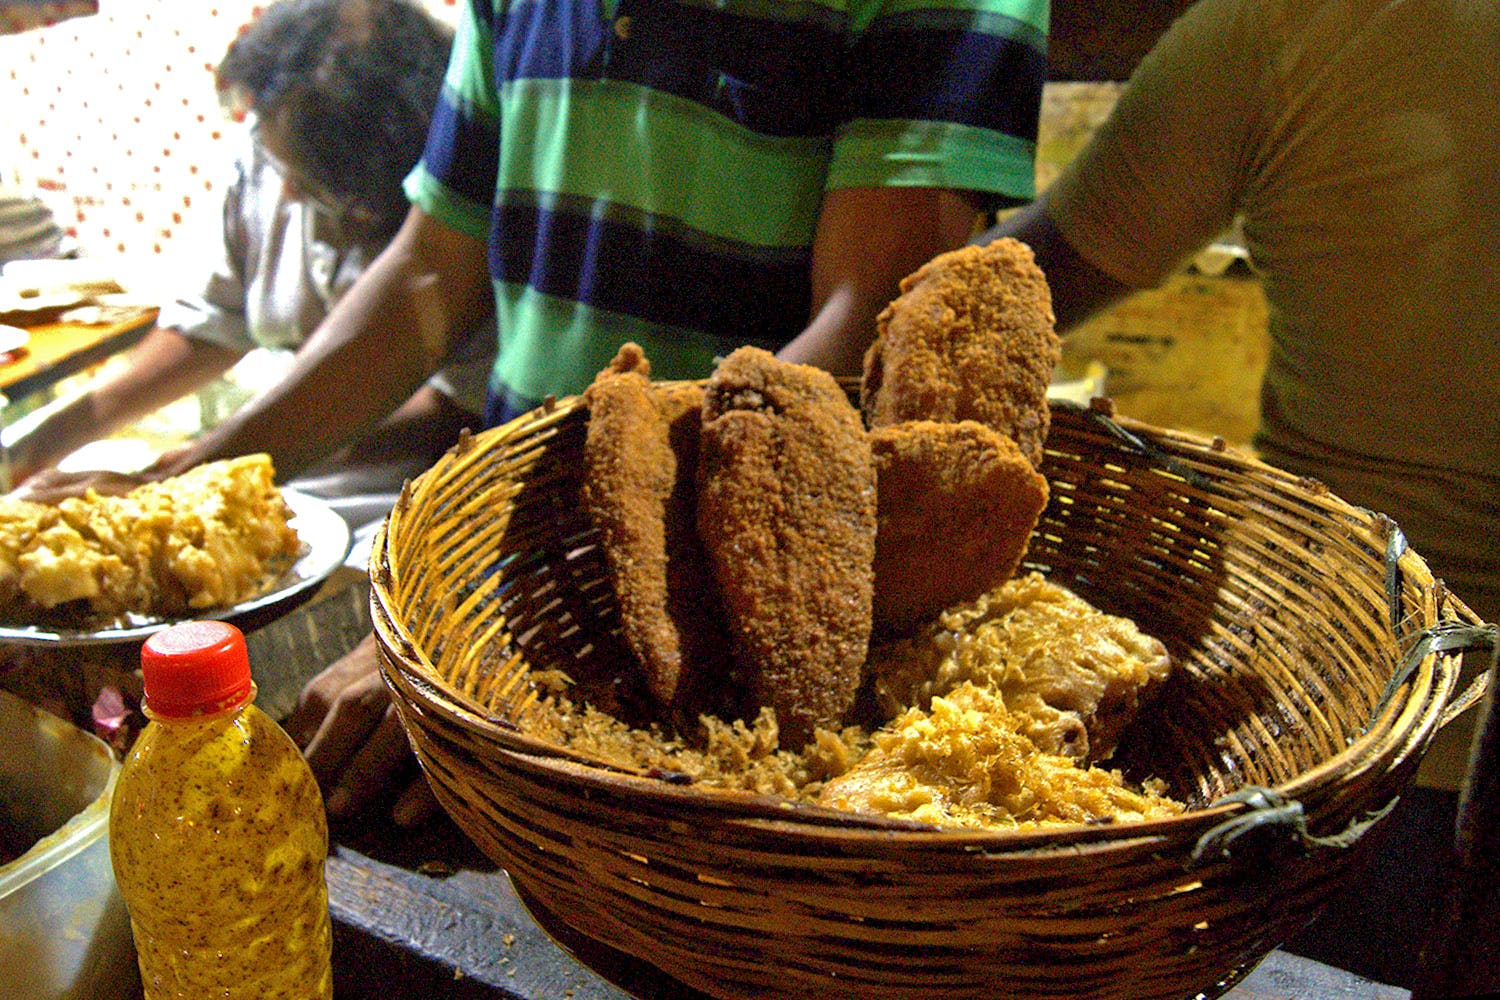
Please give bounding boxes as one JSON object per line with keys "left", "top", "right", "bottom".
{"left": 369, "top": 390, "right": 1466, "bottom": 848}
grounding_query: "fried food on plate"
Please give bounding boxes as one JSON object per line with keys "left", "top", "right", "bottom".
{"left": 0, "top": 454, "right": 301, "bottom": 619}
{"left": 696, "top": 346, "right": 876, "bottom": 747}
{"left": 581, "top": 343, "right": 726, "bottom": 709}
{"left": 862, "top": 238, "right": 1061, "bottom": 468}
{"left": 869, "top": 420, "right": 1048, "bottom": 636}
{"left": 868, "top": 572, "right": 1172, "bottom": 764}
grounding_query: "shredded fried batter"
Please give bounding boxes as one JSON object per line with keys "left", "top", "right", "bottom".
{"left": 817, "top": 682, "right": 1183, "bottom": 829}
{"left": 869, "top": 572, "right": 1174, "bottom": 764}
{"left": 520, "top": 574, "right": 1182, "bottom": 829}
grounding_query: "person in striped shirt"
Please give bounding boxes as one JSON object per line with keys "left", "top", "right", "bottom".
{"left": 410, "top": 0, "right": 1051, "bottom": 423}
{"left": 195, "top": 0, "right": 1052, "bottom": 826}
{"left": 174, "top": 0, "right": 1050, "bottom": 476}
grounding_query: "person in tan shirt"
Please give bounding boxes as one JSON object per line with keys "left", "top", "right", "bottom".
{"left": 986, "top": 0, "right": 1500, "bottom": 789}
{"left": 984, "top": 0, "right": 1498, "bottom": 989}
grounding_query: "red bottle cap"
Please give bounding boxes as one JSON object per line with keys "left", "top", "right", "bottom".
{"left": 140, "top": 620, "right": 254, "bottom": 718}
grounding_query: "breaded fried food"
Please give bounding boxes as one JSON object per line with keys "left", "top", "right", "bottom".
{"left": 0, "top": 454, "right": 301, "bottom": 619}
{"left": 862, "top": 238, "right": 1061, "bottom": 468}
{"left": 581, "top": 343, "right": 725, "bottom": 709}
{"left": 0, "top": 498, "right": 124, "bottom": 611}
{"left": 869, "top": 420, "right": 1048, "bottom": 636}
{"left": 697, "top": 347, "right": 876, "bottom": 747}
{"left": 869, "top": 572, "right": 1173, "bottom": 764}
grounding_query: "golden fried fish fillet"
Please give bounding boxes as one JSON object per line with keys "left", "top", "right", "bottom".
{"left": 696, "top": 347, "right": 876, "bottom": 748}
{"left": 869, "top": 420, "right": 1049, "bottom": 636}
{"left": 868, "top": 572, "right": 1172, "bottom": 764}
{"left": 581, "top": 344, "right": 726, "bottom": 709}
{"left": 862, "top": 238, "right": 1061, "bottom": 468}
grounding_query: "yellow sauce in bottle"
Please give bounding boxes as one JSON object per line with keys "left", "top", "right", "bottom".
{"left": 110, "top": 622, "right": 332, "bottom": 999}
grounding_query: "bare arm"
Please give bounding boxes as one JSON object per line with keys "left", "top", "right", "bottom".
{"left": 7, "top": 328, "right": 242, "bottom": 486}
{"left": 158, "top": 206, "right": 492, "bottom": 481}
{"left": 978, "top": 193, "right": 1135, "bottom": 333}
{"left": 776, "top": 186, "right": 984, "bottom": 376}
{"left": 202, "top": 210, "right": 489, "bottom": 829}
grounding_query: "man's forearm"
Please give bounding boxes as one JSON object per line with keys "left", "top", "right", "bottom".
{"left": 7, "top": 328, "right": 240, "bottom": 485}
{"left": 163, "top": 210, "right": 491, "bottom": 481}
{"left": 173, "top": 250, "right": 437, "bottom": 478}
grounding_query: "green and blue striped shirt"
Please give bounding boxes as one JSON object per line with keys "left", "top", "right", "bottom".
{"left": 405, "top": 0, "right": 1049, "bottom": 420}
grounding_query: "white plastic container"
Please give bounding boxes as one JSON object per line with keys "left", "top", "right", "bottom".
{"left": 0, "top": 689, "right": 139, "bottom": 1000}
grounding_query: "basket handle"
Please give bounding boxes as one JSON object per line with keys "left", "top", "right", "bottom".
{"left": 1188, "top": 786, "right": 1397, "bottom": 869}
{"left": 1442, "top": 660, "right": 1498, "bottom": 730}
{"left": 1373, "top": 622, "right": 1497, "bottom": 729}
{"left": 1193, "top": 621, "right": 1495, "bottom": 870}
{"left": 1376, "top": 517, "right": 1497, "bottom": 728}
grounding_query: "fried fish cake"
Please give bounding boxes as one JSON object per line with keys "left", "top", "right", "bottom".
{"left": 869, "top": 420, "right": 1049, "bottom": 636}
{"left": 697, "top": 347, "right": 876, "bottom": 747}
{"left": 862, "top": 238, "right": 1061, "bottom": 468}
{"left": 581, "top": 344, "right": 724, "bottom": 708}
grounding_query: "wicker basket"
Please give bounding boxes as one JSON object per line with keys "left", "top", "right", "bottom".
{"left": 369, "top": 390, "right": 1482, "bottom": 1000}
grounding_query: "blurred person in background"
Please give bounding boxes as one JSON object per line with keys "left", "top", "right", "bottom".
{"left": 8, "top": 0, "right": 494, "bottom": 528}
{"left": 981, "top": 0, "right": 1499, "bottom": 989}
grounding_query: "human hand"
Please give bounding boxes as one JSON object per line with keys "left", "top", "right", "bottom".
{"left": 8, "top": 467, "right": 150, "bottom": 504}
{"left": 140, "top": 444, "right": 198, "bottom": 479}
{"left": 282, "top": 631, "right": 438, "bottom": 827}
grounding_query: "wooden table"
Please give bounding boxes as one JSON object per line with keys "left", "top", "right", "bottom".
{"left": 0, "top": 308, "right": 157, "bottom": 404}
{"left": 241, "top": 572, "right": 1414, "bottom": 1000}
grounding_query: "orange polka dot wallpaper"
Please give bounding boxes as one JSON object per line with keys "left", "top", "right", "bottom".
{"left": 1, "top": 0, "right": 462, "bottom": 288}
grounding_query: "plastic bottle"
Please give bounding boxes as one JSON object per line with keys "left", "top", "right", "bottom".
{"left": 109, "top": 620, "right": 333, "bottom": 999}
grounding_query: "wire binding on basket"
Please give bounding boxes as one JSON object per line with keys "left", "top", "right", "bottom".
{"left": 1382, "top": 520, "right": 1408, "bottom": 631}
{"left": 1376, "top": 622, "right": 1497, "bottom": 726}
{"left": 1057, "top": 399, "right": 1216, "bottom": 491}
{"left": 1189, "top": 786, "right": 1399, "bottom": 868}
